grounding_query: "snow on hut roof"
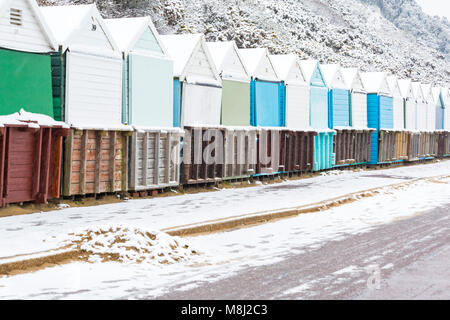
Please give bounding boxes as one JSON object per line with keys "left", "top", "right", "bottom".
{"left": 238, "top": 48, "right": 278, "bottom": 81}
{"left": 386, "top": 75, "right": 402, "bottom": 97}
{"left": 341, "top": 68, "right": 357, "bottom": 90}
{"left": 0, "top": 0, "right": 58, "bottom": 52}
{"left": 360, "top": 72, "right": 391, "bottom": 95}
{"left": 40, "top": 4, "right": 120, "bottom": 54}
{"left": 0, "top": 109, "right": 69, "bottom": 128}
{"left": 269, "top": 54, "right": 306, "bottom": 84}
{"left": 298, "top": 60, "right": 321, "bottom": 83}
{"left": 206, "top": 41, "right": 249, "bottom": 81}
{"left": 105, "top": 16, "right": 168, "bottom": 56}
{"left": 421, "top": 83, "right": 433, "bottom": 101}
{"left": 441, "top": 87, "right": 450, "bottom": 105}
{"left": 206, "top": 41, "right": 232, "bottom": 71}
{"left": 397, "top": 79, "right": 413, "bottom": 99}
{"left": 160, "top": 34, "right": 201, "bottom": 77}
{"left": 320, "top": 64, "right": 347, "bottom": 89}
{"left": 411, "top": 82, "right": 424, "bottom": 100}
{"left": 238, "top": 48, "right": 265, "bottom": 75}
{"left": 160, "top": 33, "right": 221, "bottom": 85}
{"left": 432, "top": 87, "right": 443, "bottom": 104}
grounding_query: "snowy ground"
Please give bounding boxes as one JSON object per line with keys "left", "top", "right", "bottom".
{"left": 0, "top": 161, "right": 449, "bottom": 299}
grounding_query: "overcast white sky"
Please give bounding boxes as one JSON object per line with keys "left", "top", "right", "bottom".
{"left": 416, "top": 0, "right": 450, "bottom": 19}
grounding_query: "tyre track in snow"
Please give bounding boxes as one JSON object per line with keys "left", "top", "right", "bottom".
{"left": 156, "top": 203, "right": 450, "bottom": 300}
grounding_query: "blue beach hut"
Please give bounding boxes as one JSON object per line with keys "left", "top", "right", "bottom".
{"left": 321, "top": 64, "right": 350, "bottom": 128}
{"left": 238, "top": 48, "right": 284, "bottom": 127}
{"left": 361, "top": 72, "right": 394, "bottom": 164}
{"left": 433, "top": 87, "right": 444, "bottom": 130}
{"left": 443, "top": 88, "right": 450, "bottom": 131}
{"left": 299, "top": 60, "right": 335, "bottom": 171}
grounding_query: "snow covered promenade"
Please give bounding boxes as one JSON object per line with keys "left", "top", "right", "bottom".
{"left": 0, "top": 160, "right": 449, "bottom": 299}
{"left": 0, "top": 160, "right": 449, "bottom": 260}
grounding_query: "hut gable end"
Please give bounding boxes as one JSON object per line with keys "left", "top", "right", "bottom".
{"left": 40, "top": 4, "right": 118, "bottom": 54}
{"left": 133, "top": 26, "right": 164, "bottom": 55}
{"left": 387, "top": 76, "right": 402, "bottom": 97}
{"left": 184, "top": 40, "right": 217, "bottom": 82}
{"left": 239, "top": 48, "right": 278, "bottom": 82}
{"left": 311, "top": 65, "right": 325, "bottom": 87}
{"left": 256, "top": 53, "right": 277, "bottom": 80}
{"left": 221, "top": 45, "right": 247, "bottom": 81}
{"left": 68, "top": 14, "right": 114, "bottom": 52}
{"left": 287, "top": 61, "right": 306, "bottom": 83}
{"left": 0, "top": 0, "right": 56, "bottom": 52}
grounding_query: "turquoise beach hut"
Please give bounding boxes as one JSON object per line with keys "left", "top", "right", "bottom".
{"left": 361, "top": 72, "right": 394, "bottom": 165}
{"left": 299, "top": 60, "right": 335, "bottom": 171}
{"left": 321, "top": 64, "right": 350, "bottom": 128}
{"left": 106, "top": 17, "right": 173, "bottom": 127}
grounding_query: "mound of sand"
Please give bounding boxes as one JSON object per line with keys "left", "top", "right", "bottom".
{"left": 61, "top": 225, "right": 200, "bottom": 264}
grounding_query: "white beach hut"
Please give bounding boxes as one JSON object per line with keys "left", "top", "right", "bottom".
{"left": 160, "top": 34, "right": 222, "bottom": 127}
{"left": 270, "top": 54, "right": 310, "bottom": 129}
{"left": 40, "top": 4, "right": 124, "bottom": 128}
{"left": 387, "top": 76, "right": 405, "bottom": 130}
{"left": 342, "top": 67, "right": 367, "bottom": 128}
{"left": 411, "top": 82, "right": 427, "bottom": 131}
{"left": 398, "top": 79, "right": 416, "bottom": 130}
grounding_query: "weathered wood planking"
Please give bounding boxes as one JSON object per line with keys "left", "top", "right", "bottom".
{"left": 181, "top": 127, "right": 225, "bottom": 185}
{"left": 281, "top": 130, "right": 316, "bottom": 173}
{"left": 0, "top": 126, "right": 68, "bottom": 207}
{"left": 63, "top": 129, "right": 130, "bottom": 196}
{"left": 128, "top": 129, "right": 183, "bottom": 191}
{"left": 223, "top": 128, "right": 258, "bottom": 180}
{"left": 333, "top": 129, "right": 373, "bottom": 166}
{"left": 437, "top": 131, "right": 450, "bottom": 157}
{"left": 407, "top": 132, "right": 421, "bottom": 162}
{"left": 254, "top": 129, "right": 285, "bottom": 176}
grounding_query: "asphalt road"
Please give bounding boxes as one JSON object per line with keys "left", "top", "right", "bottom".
{"left": 157, "top": 203, "right": 450, "bottom": 300}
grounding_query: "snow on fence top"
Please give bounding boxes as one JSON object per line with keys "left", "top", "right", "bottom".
{"left": 0, "top": 109, "right": 69, "bottom": 128}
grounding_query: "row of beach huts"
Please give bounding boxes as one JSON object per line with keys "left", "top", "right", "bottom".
{"left": 0, "top": 0, "right": 449, "bottom": 207}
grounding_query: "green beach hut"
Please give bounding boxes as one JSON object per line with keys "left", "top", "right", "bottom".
{"left": 206, "top": 41, "right": 251, "bottom": 126}
{"left": 0, "top": 0, "right": 57, "bottom": 117}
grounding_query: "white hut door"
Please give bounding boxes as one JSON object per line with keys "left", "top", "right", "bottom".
{"left": 182, "top": 83, "right": 222, "bottom": 126}
{"left": 393, "top": 96, "right": 405, "bottom": 130}
{"left": 286, "top": 84, "right": 310, "bottom": 129}
{"left": 65, "top": 51, "right": 123, "bottom": 127}
{"left": 405, "top": 100, "right": 416, "bottom": 130}
{"left": 351, "top": 92, "right": 367, "bottom": 128}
